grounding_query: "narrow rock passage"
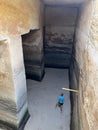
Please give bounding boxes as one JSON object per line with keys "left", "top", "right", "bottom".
{"left": 24, "top": 68, "right": 70, "bottom": 130}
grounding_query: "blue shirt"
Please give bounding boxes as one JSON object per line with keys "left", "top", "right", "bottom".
{"left": 58, "top": 96, "right": 64, "bottom": 104}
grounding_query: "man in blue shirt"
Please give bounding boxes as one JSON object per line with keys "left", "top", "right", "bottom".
{"left": 56, "top": 93, "right": 64, "bottom": 112}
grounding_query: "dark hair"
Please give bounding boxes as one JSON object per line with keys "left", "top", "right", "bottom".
{"left": 61, "top": 93, "right": 63, "bottom": 96}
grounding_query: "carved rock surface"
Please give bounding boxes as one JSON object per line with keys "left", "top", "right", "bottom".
{"left": 44, "top": 7, "right": 78, "bottom": 68}
{"left": 0, "top": 0, "right": 42, "bottom": 129}
{"left": 0, "top": 0, "right": 42, "bottom": 37}
{"left": 0, "top": 36, "right": 29, "bottom": 130}
{"left": 22, "top": 29, "right": 44, "bottom": 81}
{"left": 70, "top": 1, "right": 98, "bottom": 130}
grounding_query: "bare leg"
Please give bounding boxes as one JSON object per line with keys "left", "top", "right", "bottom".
{"left": 60, "top": 105, "right": 63, "bottom": 112}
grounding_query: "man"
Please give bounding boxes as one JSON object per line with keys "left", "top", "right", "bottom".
{"left": 56, "top": 93, "right": 64, "bottom": 112}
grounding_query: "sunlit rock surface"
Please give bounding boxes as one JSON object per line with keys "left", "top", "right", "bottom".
{"left": 0, "top": 0, "right": 42, "bottom": 37}
{"left": 0, "top": 36, "right": 29, "bottom": 130}
{"left": 0, "top": 0, "right": 42, "bottom": 129}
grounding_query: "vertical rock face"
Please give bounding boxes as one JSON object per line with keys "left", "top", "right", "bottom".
{"left": 22, "top": 29, "right": 44, "bottom": 81}
{"left": 21, "top": 0, "right": 44, "bottom": 81}
{"left": 0, "top": 36, "right": 29, "bottom": 130}
{"left": 0, "top": 0, "right": 42, "bottom": 129}
{"left": 0, "top": 0, "right": 42, "bottom": 36}
{"left": 70, "top": 0, "right": 98, "bottom": 130}
{"left": 44, "top": 6, "right": 78, "bottom": 68}
{"left": 43, "top": 0, "right": 88, "bottom": 5}
{"left": 0, "top": 40, "right": 17, "bottom": 129}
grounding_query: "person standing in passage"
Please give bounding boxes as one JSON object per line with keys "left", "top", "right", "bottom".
{"left": 56, "top": 93, "right": 64, "bottom": 112}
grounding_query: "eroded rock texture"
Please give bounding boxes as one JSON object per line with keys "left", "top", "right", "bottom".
{"left": 0, "top": 0, "right": 42, "bottom": 129}
{"left": 0, "top": 36, "right": 29, "bottom": 130}
{"left": 44, "top": 6, "right": 78, "bottom": 68}
{"left": 0, "top": 0, "right": 42, "bottom": 37}
{"left": 22, "top": 29, "right": 44, "bottom": 81}
{"left": 70, "top": 1, "right": 98, "bottom": 130}
{"left": 21, "top": 0, "right": 44, "bottom": 81}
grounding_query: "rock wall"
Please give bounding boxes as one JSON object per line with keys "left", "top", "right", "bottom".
{"left": 70, "top": 0, "right": 98, "bottom": 130}
{"left": 0, "top": 36, "right": 29, "bottom": 130}
{"left": 44, "top": 6, "right": 78, "bottom": 68}
{"left": 43, "top": 0, "right": 88, "bottom": 5}
{"left": 0, "top": 0, "right": 42, "bottom": 37}
{"left": 22, "top": 29, "right": 44, "bottom": 81}
{"left": 0, "top": 0, "right": 42, "bottom": 129}
{"left": 22, "top": 1, "right": 44, "bottom": 81}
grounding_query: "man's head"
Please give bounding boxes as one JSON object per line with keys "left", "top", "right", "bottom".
{"left": 61, "top": 93, "right": 63, "bottom": 96}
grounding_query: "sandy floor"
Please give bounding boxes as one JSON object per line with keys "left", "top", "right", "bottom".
{"left": 24, "top": 68, "right": 70, "bottom": 130}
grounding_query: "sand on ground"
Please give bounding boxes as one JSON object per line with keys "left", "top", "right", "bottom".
{"left": 24, "top": 68, "right": 70, "bottom": 130}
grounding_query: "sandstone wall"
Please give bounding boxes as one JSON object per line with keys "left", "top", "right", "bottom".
{"left": 44, "top": 6, "right": 78, "bottom": 68}
{"left": 70, "top": 0, "right": 98, "bottom": 130}
{"left": 0, "top": 0, "right": 42, "bottom": 37}
{"left": 22, "top": 29, "right": 44, "bottom": 81}
{"left": 0, "top": 36, "right": 29, "bottom": 130}
{"left": 43, "top": 0, "right": 88, "bottom": 5}
{"left": 0, "top": 0, "right": 42, "bottom": 129}
{"left": 22, "top": 1, "right": 44, "bottom": 81}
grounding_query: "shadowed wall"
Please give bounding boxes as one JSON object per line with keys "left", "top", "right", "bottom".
{"left": 44, "top": 6, "right": 78, "bottom": 68}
